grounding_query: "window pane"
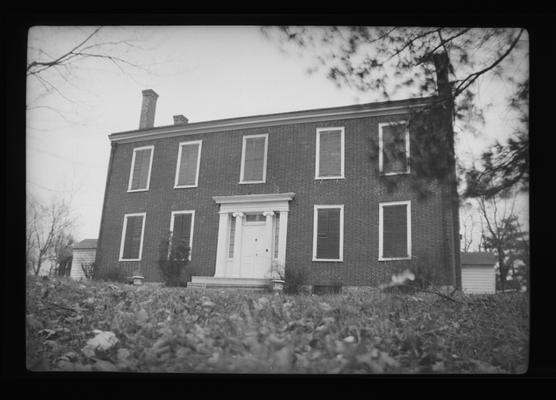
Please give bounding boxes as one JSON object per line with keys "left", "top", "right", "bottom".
{"left": 243, "top": 137, "right": 265, "bottom": 181}
{"left": 382, "top": 205, "right": 408, "bottom": 258}
{"left": 319, "top": 130, "right": 342, "bottom": 177}
{"left": 274, "top": 213, "right": 280, "bottom": 259}
{"left": 246, "top": 213, "right": 265, "bottom": 222}
{"left": 228, "top": 215, "right": 236, "bottom": 258}
{"left": 123, "top": 215, "right": 143, "bottom": 259}
{"left": 177, "top": 143, "right": 199, "bottom": 186}
{"left": 316, "top": 208, "right": 340, "bottom": 259}
{"left": 172, "top": 213, "right": 192, "bottom": 248}
{"left": 382, "top": 124, "right": 408, "bottom": 174}
{"left": 131, "top": 148, "right": 152, "bottom": 190}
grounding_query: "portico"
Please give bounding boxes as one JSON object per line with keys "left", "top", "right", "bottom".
{"left": 212, "top": 192, "right": 295, "bottom": 280}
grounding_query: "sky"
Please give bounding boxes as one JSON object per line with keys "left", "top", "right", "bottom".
{"left": 26, "top": 26, "right": 529, "bottom": 245}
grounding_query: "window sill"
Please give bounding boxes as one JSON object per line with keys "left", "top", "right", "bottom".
{"left": 380, "top": 170, "right": 410, "bottom": 176}
{"left": 239, "top": 180, "right": 266, "bottom": 184}
{"left": 312, "top": 258, "right": 343, "bottom": 262}
{"left": 378, "top": 256, "right": 411, "bottom": 261}
{"left": 127, "top": 188, "right": 150, "bottom": 193}
{"left": 315, "top": 176, "right": 345, "bottom": 180}
{"left": 119, "top": 258, "right": 142, "bottom": 262}
{"left": 174, "top": 185, "right": 198, "bottom": 189}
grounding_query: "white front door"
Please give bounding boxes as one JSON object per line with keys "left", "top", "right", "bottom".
{"left": 241, "top": 223, "right": 270, "bottom": 278}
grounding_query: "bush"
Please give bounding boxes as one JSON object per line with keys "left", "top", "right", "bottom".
{"left": 95, "top": 266, "right": 127, "bottom": 283}
{"left": 81, "top": 262, "right": 95, "bottom": 280}
{"left": 284, "top": 267, "right": 305, "bottom": 294}
{"left": 158, "top": 232, "right": 190, "bottom": 287}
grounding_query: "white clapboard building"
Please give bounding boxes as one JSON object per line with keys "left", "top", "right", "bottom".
{"left": 70, "top": 239, "right": 97, "bottom": 280}
{"left": 461, "top": 252, "right": 496, "bottom": 294}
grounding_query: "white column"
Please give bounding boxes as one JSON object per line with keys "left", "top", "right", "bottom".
{"left": 214, "top": 211, "right": 229, "bottom": 277}
{"left": 277, "top": 211, "right": 289, "bottom": 277}
{"left": 262, "top": 211, "right": 275, "bottom": 278}
{"left": 232, "top": 212, "right": 244, "bottom": 277}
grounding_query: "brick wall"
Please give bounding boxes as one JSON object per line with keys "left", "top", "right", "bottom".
{"left": 96, "top": 113, "right": 457, "bottom": 286}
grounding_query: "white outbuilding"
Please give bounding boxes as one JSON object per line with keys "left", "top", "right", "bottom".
{"left": 70, "top": 239, "right": 97, "bottom": 280}
{"left": 461, "top": 252, "right": 496, "bottom": 294}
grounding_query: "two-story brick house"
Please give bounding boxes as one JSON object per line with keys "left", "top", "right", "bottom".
{"left": 95, "top": 89, "right": 461, "bottom": 290}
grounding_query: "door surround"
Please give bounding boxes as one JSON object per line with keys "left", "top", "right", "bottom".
{"left": 213, "top": 193, "right": 295, "bottom": 279}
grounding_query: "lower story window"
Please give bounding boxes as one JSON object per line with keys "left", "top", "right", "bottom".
{"left": 119, "top": 213, "right": 146, "bottom": 261}
{"left": 170, "top": 210, "right": 195, "bottom": 260}
{"left": 379, "top": 201, "right": 412, "bottom": 260}
{"left": 313, "top": 205, "right": 344, "bottom": 262}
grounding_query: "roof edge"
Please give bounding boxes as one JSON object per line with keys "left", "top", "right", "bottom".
{"left": 109, "top": 96, "right": 435, "bottom": 143}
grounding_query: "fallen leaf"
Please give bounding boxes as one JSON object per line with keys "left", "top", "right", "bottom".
{"left": 343, "top": 336, "right": 356, "bottom": 343}
{"left": 93, "top": 359, "right": 118, "bottom": 372}
{"left": 82, "top": 330, "right": 119, "bottom": 357}
{"left": 135, "top": 309, "right": 149, "bottom": 325}
{"left": 273, "top": 346, "right": 293, "bottom": 369}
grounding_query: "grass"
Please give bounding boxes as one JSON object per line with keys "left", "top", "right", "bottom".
{"left": 26, "top": 276, "right": 529, "bottom": 374}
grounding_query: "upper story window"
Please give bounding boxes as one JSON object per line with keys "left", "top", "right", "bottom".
{"left": 313, "top": 205, "right": 344, "bottom": 262}
{"left": 379, "top": 121, "right": 410, "bottom": 175}
{"left": 240, "top": 134, "right": 268, "bottom": 184}
{"left": 119, "top": 212, "right": 146, "bottom": 261}
{"left": 174, "top": 140, "right": 202, "bottom": 188}
{"left": 170, "top": 210, "right": 195, "bottom": 260}
{"left": 315, "top": 127, "right": 345, "bottom": 179}
{"left": 127, "top": 146, "right": 154, "bottom": 192}
{"left": 379, "top": 201, "right": 412, "bottom": 261}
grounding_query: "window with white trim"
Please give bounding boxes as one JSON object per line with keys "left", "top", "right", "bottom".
{"left": 379, "top": 201, "right": 412, "bottom": 260}
{"left": 119, "top": 213, "right": 146, "bottom": 261}
{"left": 170, "top": 210, "right": 195, "bottom": 260}
{"left": 174, "top": 141, "right": 202, "bottom": 188}
{"left": 315, "top": 127, "right": 344, "bottom": 179}
{"left": 313, "top": 205, "right": 344, "bottom": 261}
{"left": 240, "top": 134, "right": 268, "bottom": 183}
{"left": 379, "top": 121, "right": 410, "bottom": 175}
{"left": 128, "top": 146, "right": 154, "bottom": 192}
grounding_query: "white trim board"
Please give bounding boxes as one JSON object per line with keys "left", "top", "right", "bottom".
{"left": 239, "top": 133, "right": 268, "bottom": 184}
{"left": 109, "top": 98, "right": 433, "bottom": 144}
{"left": 315, "top": 127, "right": 345, "bottom": 180}
{"left": 127, "top": 145, "right": 154, "bottom": 192}
{"left": 169, "top": 210, "right": 195, "bottom": 260}
{"left": 174, "top": 140, "right": 202, "bottom": 189}
{"left": 312, "top": 204, "right": 344, "bottom": 262}
{"left": 378, "top": 121, "right": 410, "bottom": 176}
{"left": 378, "top": 200, "right": 412, "bottom": 261}
{"left": 119, "top": 212, "right": 147, "bottom": 261}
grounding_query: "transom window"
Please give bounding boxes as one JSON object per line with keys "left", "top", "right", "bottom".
{"left": 245, "top": 213, "right": 265, "bottom": 223}
{"left": 174, "top": 140, "right": 202, "bottom": 188}
{"left": 119, "top": 213, "right": 146, "bottom": 261}
{"left": 379, "top": 121, "right": 410, "bottom": 175}
{"left": 240, "top": 134, "right": 268, "bottom": 184}
{"left": 379, "top": 201, "right": 412, "bottom": 260}
{"left": 128, "top": 146, "right": 154, "bottom": 192}
{"left": 313, "top": 205, "right": 344, "bottom": 262}
{"left": 315, "top": 127, "right": 345, "bottom": 179}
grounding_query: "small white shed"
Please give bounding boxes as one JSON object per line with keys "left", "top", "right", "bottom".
{"left": 461, "top": 252, "right": 496, "bottom": 294}
{"left": 70, "top": 239, "right": 97, "bottom": 280}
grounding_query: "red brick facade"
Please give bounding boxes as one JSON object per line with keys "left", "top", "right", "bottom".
{"left": 96, "top": 98, "right": 460, "bottom": 287}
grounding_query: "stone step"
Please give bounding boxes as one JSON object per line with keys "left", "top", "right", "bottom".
{"left": 188, "top": 276, "right": 270, "bottom": 291}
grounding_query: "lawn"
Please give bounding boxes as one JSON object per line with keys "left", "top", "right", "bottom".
{"left": 26, "top": 276, "right": 529, "bottom": 374}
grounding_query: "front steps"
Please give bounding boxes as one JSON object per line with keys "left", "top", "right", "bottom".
{"left": 187, "top": 276, "right": 270, "bottom": 291}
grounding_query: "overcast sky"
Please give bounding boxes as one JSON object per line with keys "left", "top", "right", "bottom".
{"left": 26, "top": 26, "right": 528, "bottom": 243}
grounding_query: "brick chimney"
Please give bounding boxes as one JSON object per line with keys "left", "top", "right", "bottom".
{"left": 173, "top": 115, "right": 189, "bottom": 125}
{"left": 139, "top": 89, "right": 159, "bottom": 129}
